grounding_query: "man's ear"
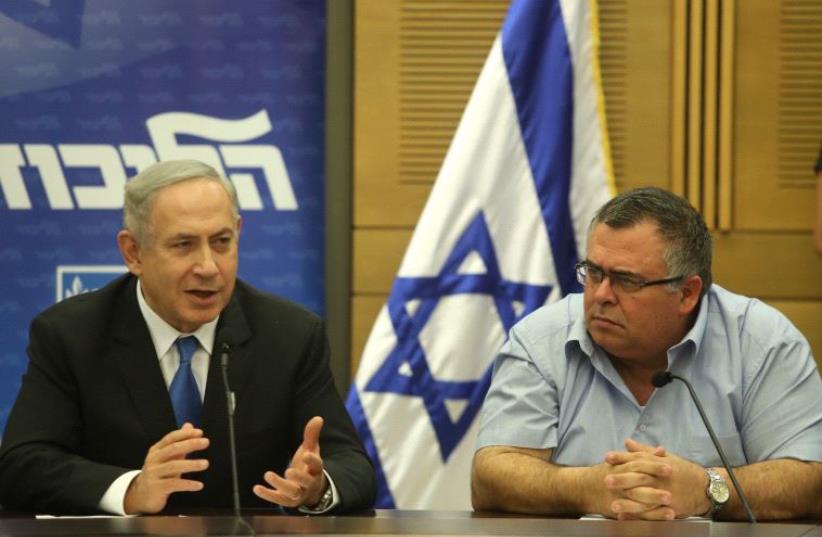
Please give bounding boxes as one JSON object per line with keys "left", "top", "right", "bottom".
{"left": 117, "top": 230, "right": 143, "bottom": 276}
{"left": 678, "top": 275, "right": 703, "bottom": 316}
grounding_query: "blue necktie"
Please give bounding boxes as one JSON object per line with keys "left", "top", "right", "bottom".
{"left": 170, "top": 336, "right": 202, "bottom": 427}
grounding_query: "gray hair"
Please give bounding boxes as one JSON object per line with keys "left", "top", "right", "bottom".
{"left": 590, "top": 187, "right": 712, "bottom": 297}
{"left": 123, "top": 160, "right": 239, "bottom": 245}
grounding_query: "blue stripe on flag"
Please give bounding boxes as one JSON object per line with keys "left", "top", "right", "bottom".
{"left": 345, "top": 386, "right": 396, "bottom": 508}
{"left": 501, "top": 0, "right": 581, "bottom": 294}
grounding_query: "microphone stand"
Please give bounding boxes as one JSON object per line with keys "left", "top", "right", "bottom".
{"left": 220, "top": 344, "right": 257, "bottom": 536}
{"left": 653, "top": 371, "right": 756, "bottom": 523}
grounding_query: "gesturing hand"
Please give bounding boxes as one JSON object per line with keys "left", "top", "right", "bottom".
{"left": 253, "top": 416, "right": 328, "bottom": 508}
{"left": 124, "top": 423, "right": 210, "bottom": 514}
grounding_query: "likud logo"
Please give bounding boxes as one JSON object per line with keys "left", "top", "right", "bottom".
{"left": 56, "top": 265, "right": 127, "bottom": 302}
{"left": 1, "top": 110, "right": 298, "bottom": 212}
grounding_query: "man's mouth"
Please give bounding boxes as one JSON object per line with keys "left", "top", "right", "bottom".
{"left": 591, "top": 314, "right": 622, "bottom": 328}
{"left": 187, "top": 289, "right": 219, "bottom": 299}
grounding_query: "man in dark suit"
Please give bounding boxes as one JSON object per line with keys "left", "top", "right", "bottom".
{"left": 0, "top": 160, "right": 375, "bottom": 515}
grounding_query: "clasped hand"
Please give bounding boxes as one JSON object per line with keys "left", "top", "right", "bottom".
{"left": 124, "top": 417, "right": 328, "bottom": 514}
{"left": 600, "top": 438, "right": 709, "bottom": 520}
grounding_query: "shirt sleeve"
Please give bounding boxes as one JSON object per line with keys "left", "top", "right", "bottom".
{"left": 475, "top": 326, "right": 560, "bottom": 451}
{"left": 297, "top": 470, "right": 340, "bottom": 515}
{"left": 97, "top": 470, "right": 140, "bottom": 515}
{"left": 740, "top": 304, "right": 822, "bottom": 463}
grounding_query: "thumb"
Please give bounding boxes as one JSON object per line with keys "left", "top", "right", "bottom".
{"left": 302, "top": 416, "right": 324, "bottom": 452}
{"left": 624, "top": 438, "right": 657, "bottom": 453}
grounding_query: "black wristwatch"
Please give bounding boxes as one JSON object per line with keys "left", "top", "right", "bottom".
{"left": 704, "top": 468, "right": 730, "bottom": 518}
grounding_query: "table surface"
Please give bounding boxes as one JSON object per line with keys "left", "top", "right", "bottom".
{"left": 0, "top": 510, "right": 819, "bottom": 537}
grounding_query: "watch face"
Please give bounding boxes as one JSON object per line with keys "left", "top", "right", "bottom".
{"left": 710, "top": 480, "right": 730, "bottom": 504}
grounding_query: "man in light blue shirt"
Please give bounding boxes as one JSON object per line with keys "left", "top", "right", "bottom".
{"left": 472, "top": 187, "right": 822, "bottom": 521}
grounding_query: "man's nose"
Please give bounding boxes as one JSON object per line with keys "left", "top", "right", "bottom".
{"left": 592, "top": 274, "right": 617, "bottom": 302}
{"left": 193, "top": 245, "right": 219, "bottom": 276}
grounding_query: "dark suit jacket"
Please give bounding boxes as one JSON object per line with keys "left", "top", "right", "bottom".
{"left": 0, "top": 274, "right": 375, "bottom": 514}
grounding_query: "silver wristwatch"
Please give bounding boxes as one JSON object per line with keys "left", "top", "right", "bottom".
{"left": 704, "top": 468, "right": 730, "bottom": 518}
{"left": 312, "top": 483, "right": 334, "bottom": 512}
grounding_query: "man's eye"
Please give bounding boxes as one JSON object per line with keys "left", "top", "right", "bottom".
{"left": 615, "top": 275, "right": 642, "bottom": 288}
{"left": 588, "top": 268, "right": 604, "bottom": 281}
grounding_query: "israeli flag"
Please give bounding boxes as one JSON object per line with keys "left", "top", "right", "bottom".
{"left": 346, "top": 0, "right": 614, "bottom": 509}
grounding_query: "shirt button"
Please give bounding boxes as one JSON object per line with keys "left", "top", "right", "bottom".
{"left": 638, "top": 424, "right": 647, "bottom": 432}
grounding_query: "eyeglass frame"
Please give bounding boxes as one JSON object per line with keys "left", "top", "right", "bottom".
{"left": 575, "top": 260, "right": 684, "bottom": 293}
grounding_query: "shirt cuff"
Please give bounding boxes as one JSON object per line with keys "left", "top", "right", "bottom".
{"left": 98, "top": 470, "right": 141, "bottom": 515}
{"left": 297, "top": 470, "right": 340, "bottom": 515}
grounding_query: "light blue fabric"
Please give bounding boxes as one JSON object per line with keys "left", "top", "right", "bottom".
{"left": 476, "top": 285, "right": 822, "bottom": 468}
{"left": 170, "top": 336, "right": 202, "bottom": 428}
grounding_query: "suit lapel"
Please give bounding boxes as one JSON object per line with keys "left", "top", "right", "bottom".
{"left": 202, "top": 288, "right": 253, "bottom": 429}
{"left": 110, "top": 277, "right": 177, "bottom": 442}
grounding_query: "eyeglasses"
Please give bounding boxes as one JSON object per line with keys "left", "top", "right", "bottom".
{"left": 575, "top": 261, "right": 683, "bottom": 294}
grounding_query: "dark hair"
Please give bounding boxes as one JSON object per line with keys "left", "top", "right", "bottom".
{"left": 591, "top": 187, "right": 712, "bottom": 297}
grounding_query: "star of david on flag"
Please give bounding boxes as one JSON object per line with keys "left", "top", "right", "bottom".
{"left": 347, "top": 0, "right": 615, "bottom": 509}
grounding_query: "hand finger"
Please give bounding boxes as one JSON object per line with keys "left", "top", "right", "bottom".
{"left": 152, "top": 426, "right": 204, "bottom": 451}
{"left": 148, "top": 437, "right": 210, "bottom": 463}
{"left": 624, "top": 438, "right": 660, "bottom": 454}
{"left": 611, "top": 497, "right": 664, "bottom": 516}
{"left": 147, "top": 458, "right": 209, "bottom": 479}
{"left": 610, "top": 460, "right": 673, "bottom": 480}
{"left": 620, "top": 485, "right": 672, "bottom": 506}
{"left": 605, "top": 452, "right": 673, "bottom": 475}
{"left": 293, "top": 450, "right": 324, "bottom": 476}
{"left": 617, "top": 506, "right": 675, "bottom": 521}
{"left": 159, "top": 477, "right": 206, "bottom": 494}
{"left": 605, "top": 471, "right": 659, "bottom": 491}
{"left": 605, "top": 450, "right": 644, "bottom": 465}
{"left": 263, "top": 470, "right": 304, "bottom": 499}
{"left": 616, "top": 440, "right": 668, "bottom": 460}
{"left": 285, "top": 466, "right": 322, "bottom": 491}
{"left": 301, "top": 416, "right": 324, "bottom": 452}
{"left": 253, "top": 484, "right": 301, "bottom": 507}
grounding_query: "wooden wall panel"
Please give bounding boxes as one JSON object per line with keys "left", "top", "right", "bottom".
{"left": 712, "top": 232, "right": 822, "bottom": 298}
{"left": 599, "top": 0, "right": 672, "bottom": 191}
{"left": 733, "top": 0, "right": 821, "bottom": 230}
{"left": 354, "top": 1, "right": 506, "bottom": 229}
{"left": 352, "top": 228, "right": 412, "bottom": 294}
{"left": 352, "top": 0, "right": 821, "bottom": 368}
{"left": 351, "top": 295, "right": 386, "bottom": 375}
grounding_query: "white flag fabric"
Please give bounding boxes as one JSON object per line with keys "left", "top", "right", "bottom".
{"left": 346, "top": 0, "right": 614, "bottom": 509}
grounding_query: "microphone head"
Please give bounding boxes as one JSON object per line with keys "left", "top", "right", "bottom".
{"left": 652, "top": 371, "right": 673, "bottom": 388}
{"left": 220, "top": 342, "right": 231, "bottom": 367}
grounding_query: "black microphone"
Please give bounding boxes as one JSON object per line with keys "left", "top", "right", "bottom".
{"left": 220, "top": 343, "right": 256, "bottom": 536}
{"left": 652, "top": 371, "right": 756, "bottom": 523}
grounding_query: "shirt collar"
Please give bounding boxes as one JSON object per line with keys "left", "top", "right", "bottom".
{"left": 136, "top": 279, "right": 218, "bottom": 360}
{"left": 565, "top": 294, "right": 596, "bottom": 357}
{"left": 666, "top": 288, "right": 710, "bottom": 365}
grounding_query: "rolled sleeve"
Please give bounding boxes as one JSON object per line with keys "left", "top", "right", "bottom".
{"left": 476, "top": 329, "right": 559, "bottom": 451}
{"left": 741, "top": 327, "right": 822, "bottom": 463}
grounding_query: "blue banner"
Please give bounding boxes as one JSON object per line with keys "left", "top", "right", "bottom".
{"left": 0, "top": 1, "right": 326, "bottom": 430}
